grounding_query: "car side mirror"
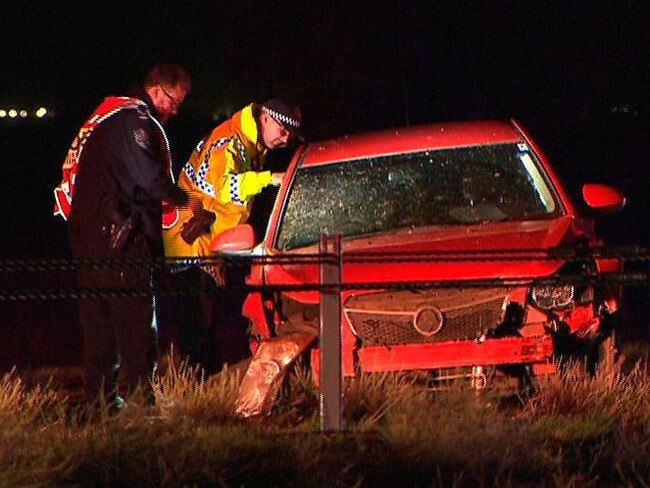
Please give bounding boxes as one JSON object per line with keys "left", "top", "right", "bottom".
{"left": 582, "top": 183, "right": 626, "bottom": 214}
{"left": 210, "top": 224, "right": 255, "bottom": 254}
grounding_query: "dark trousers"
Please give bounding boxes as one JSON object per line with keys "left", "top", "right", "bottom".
{"left": 152, "top": 266, "right": 179, "bottom": 359}
{"left": 172, "top": 266, "right": 222, "bottom": 374}
{"left": 70, "top": 225, "right": 156, "bottom": 402}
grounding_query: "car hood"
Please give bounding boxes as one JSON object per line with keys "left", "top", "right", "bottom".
{"left": 264, "top": 216, "right": 583, "bottom": 286}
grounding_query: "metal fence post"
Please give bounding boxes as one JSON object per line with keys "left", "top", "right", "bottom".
{"left": 319, "top": 233, "right": 344, "bottom": 432}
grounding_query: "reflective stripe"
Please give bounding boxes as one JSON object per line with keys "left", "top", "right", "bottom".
{"left": 183, "top": 160, "right": 215, "bottom": 197}
{"left": 229, "top": 174, "right": 247, "bottom": 206}
{"left": 182, "top": 137, "right": 230, "bottom": 197}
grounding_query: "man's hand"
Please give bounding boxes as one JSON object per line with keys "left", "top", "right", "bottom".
{"left": 271, "top": 172, "right": 285, "bottom": 187}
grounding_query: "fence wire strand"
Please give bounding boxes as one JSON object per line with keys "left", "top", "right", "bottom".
{"left": 1, "top": 247, "right": 649, "bottom": 301}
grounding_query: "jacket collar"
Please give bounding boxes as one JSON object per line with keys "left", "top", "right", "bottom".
{"left": 129, "top": 86, "right": 159, "bottom": 119}
{"left": 240, "top": 104, "right": 261, "bottom": 147}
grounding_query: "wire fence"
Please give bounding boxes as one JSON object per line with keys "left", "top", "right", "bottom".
{"left": 1, "top": 246, "right": 649, "bottom": 301}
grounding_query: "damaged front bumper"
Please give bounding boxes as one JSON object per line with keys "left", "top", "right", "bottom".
{"left": 235, "top": 330, "right": 317, "bottom": 418}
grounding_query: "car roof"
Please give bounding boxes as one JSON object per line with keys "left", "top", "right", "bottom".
{"left": 299, "top": 119, "right": 523, "bottom": 167}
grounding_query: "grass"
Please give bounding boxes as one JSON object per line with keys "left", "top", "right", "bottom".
{"left": 2, "top": 349, "right": 650, "bottom": 487}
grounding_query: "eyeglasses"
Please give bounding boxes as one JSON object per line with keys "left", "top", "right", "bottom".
{"left": 267, "top": 113, "right": 290, "bottom": 138}
{"left": 160, "top": 85, "right": 182, "bottom": 110}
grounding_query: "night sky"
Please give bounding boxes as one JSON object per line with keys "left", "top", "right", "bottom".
{"left": 3, "top": 2, "right": 648, "bottom": 129}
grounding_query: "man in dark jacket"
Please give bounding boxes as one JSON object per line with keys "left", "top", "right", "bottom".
{"left": 55, "top": 64, "right": 197, "bottom": 405}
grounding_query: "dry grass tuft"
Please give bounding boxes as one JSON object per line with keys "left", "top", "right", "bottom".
{"left": 152, "top": 357, "right": 243, "bottom": 424}
{"left": 0, "top": 368, "right": 59, "bottom": 425}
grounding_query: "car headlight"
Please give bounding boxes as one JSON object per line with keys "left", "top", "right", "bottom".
{"left": 530, "top": 284, "right": 574, "bottom": 310}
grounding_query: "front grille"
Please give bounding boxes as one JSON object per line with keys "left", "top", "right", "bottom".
{"left": 345, "top": 288, "right": 513, "bottom": 346}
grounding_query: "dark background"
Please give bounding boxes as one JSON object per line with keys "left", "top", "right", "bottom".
{"left": 1, "top": 1, "right": 649, "bottom": 369}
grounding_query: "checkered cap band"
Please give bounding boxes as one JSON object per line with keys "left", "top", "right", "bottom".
{"left": 261, "top": 106, "right": 300, "bottom": 130}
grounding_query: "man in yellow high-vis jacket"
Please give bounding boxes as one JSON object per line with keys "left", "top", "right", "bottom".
{"left": 162, "top": 98, "right": 302, "bottom": 372}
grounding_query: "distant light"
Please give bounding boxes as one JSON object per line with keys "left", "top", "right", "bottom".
{"left": 610, "top": 104, "right": 638, "bottom": 117}
{"left": 1, "top": 106, "right": 52, "bottom": 121}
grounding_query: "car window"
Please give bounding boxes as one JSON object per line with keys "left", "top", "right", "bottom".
{"left": 277, "top": 143, "right": 560, "bottom": 250}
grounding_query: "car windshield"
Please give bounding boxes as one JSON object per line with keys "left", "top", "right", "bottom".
{"left": 276, "top": 143, "right": 560, "bottom": 250}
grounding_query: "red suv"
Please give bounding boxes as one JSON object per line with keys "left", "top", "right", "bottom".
{"left": 212, "top": 120, "right": 625, "bottom": 416}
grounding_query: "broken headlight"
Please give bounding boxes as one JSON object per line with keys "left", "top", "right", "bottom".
{"left": 530, "top": 284, "right": 574, "bottom": 310}
{"left": 530, "top": 283, "right": 594, "bottom": 311}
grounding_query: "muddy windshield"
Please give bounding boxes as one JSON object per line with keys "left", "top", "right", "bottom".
{"left": 276, "top": 143, "right": 560, "bottom": 250}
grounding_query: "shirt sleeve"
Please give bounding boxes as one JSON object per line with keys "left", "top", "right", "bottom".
{"left": 219, "top": 170, "right": 273, "bottom": 205}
